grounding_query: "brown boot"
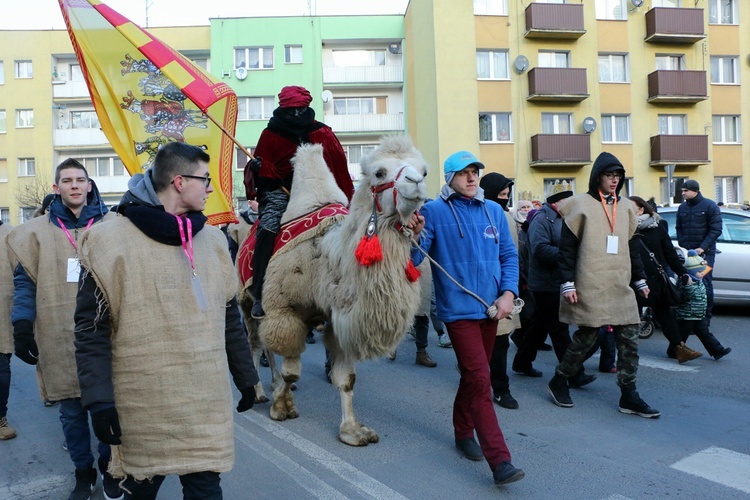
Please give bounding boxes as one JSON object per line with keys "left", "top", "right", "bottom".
{"left": 0, "top": 417, "right": 17, "bottom": 440}
{"left": 416, "top": 351, "right": 437, "bottom": 367}
{"left": 676, "top": 342, "right": 703, "bottom": 364}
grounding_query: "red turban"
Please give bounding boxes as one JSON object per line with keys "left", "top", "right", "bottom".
{"left": 278, "top": 86, "right": 313, "bottom": 108}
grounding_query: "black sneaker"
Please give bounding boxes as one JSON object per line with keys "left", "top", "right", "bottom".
{"left": 455, "top": 437, "right": 483, "bottom": 461}
{"left": 713, "top": 347, "right": 731, "bottom": 361}
{"left": 250, "top": 301, "right": 265, "bottom": 320}
{"left": 493, "top": 391, "right": 519, "bottom": 410}
{"left": 68, "top": 467, "right": 96, "bottom": 500}
{"left": 548, "top": 374, "right": 573, "bottom": 408}
{"left": 99, "top": 458, "right": 124, "bottom": 500}
{"left": 493, "top": 461, "right": 525, "bottom": 485}
{"left": 512, "top": 366, "right": 543, "bottom": 378}
{"left": 569, "top": 371, "right": 596, "bottom": 388}
{"left": 619, "top": 388, "right": 660, "bottom": 418}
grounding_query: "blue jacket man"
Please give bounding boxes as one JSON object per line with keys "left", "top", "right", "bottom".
{"left": 410, "top": 150, "right": 524, "bottom": 487}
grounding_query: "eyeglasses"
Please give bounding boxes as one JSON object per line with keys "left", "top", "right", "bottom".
{"left": 603, "top": 172, "right": 623, "bottom": 180}
{"left": 173, "top": 173, "right": 212, "bottom": 188}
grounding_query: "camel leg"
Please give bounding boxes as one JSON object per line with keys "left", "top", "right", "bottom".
{"left": 269, "top": 356, "right": 301, "bottom": 421}
{"left": 330, "top": 353, "right": 379, "bottom": 446}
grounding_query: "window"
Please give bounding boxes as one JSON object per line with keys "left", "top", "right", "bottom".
{"left": 598, "top": 53, "right": 628, "bottom": 83}
{"left": 70, "top": 64, "right": 84, "bottom": 82}
{"left": 75, "top": 156, "right": 125, "bottom": 177}
{"left": 0, "top": 61, "right": 4, "bottom": 84}
{"left": 15, "top": 109, "right": 33, "bottom": 128}
{"left": 345, "top": 144, "right": 377, "bottom": 180}
{"left": 71, "top": 111, "right": 100, "bottom": 129}
{"left": 712, "top": 115, "right": 741, "bottom": 144}
{"left": 234, "top": 47, "right": 273, "bottom": 70}
{"left": 601, "top": 114, "right": 631, "bottom": 143}
{"left": 660, "top": 176, "right": 687, "bottom": 206}
{"left": 17, "top": 158, "right": 35, "bottom": 177}
{"left": 473, "top": 0, "right": 507, "bottom": 15}
{"left": 653, "top": 0, "right": 680, "bottom": 7}
{"left": 190, "top": 58, "right": 208, "bottom": 71}
{"left": 538, "top": 51, "right": 570, "bottom": 68}
{"left": 331, "top": 50, "right": 386, "bottom": 67}
{"left": 238, "top": 96, "right": 275, "bottom": 120}
{"left": 542, "top": 113, "right": 573, "bottom": 134}
{"left": 655, "top": 55, "right": 685, "bottom": 70}
{"left": 0, "top": 110, "right": 5, "bottom": 133}
{"left": 0, "top": 208, "right": 9, "bottom": 224}
{"left": 284, "top": 45, "right": 303, "bottom": 64}
{"left": 0, "top": 159, "right": 6, "bottom": 181}
{"left": 658, "top": 114, "right": 687, "bottom": 135}
{"left": 21, "top": 208, "right": 35, "bottom": 223}
{"left": 595, "top": 0, "right": 626, "bottom": 20}
{"left": 709, "top": 0, "right": 737, "bottom": 24}
{"left": 714, "top": 177, "right": 741, "bottom": 204}
{"left": 476, "top": 50, "right": 509, "bottom": 80}
{"left": 479, "top": 113, "right": 511, "bottom": 142}
{"left": 710, "top": 56, "right": 739, "bottom": 84}
{"left": 333, "top": 97, "right": 377, "bottom": 115}
{"left": 14, "top": 60, "right": 32, "bottom": 79}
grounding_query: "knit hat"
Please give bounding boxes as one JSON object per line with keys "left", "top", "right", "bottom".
{"left": 682, "top": 179, "right": 700, "bottom": 192}
{"left": 278, "top": 85, "right": 313, "bottom": 108}
{"left": 684, "top": 250, "right": 707, "bottom": 279}
{"left": 444, "top": 151, "right": 485, "bottom": 184}
{"left": 479, "top": 172, "right": 513, "bottom": 200}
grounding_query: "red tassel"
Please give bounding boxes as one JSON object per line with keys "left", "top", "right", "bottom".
{"left": 405, "top": 260, "right": 421, "bottom": 282}
{"left": 355, "top": 235, "right": 384, "bottom": 266}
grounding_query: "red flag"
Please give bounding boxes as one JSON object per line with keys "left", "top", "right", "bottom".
{"left": 58, "top": 0, "right": 238, "bottom": 225}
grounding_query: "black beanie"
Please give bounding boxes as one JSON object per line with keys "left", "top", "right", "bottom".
{"left": 479, "top": 173, "right": 514, "bottom": 202}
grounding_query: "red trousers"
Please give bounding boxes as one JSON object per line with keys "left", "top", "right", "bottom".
{"left": 447, "top": 319, "right": 512, "bottom": 469}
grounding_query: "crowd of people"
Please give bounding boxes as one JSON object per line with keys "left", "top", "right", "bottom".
{"left": 0, "top": 84, "right": 733, "bottom": 497}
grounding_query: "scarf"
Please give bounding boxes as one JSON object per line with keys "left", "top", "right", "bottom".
{"left": 121, "top": 204, "right": 207, "bottom": 246}
{"left": 636, "top": 213, "right": 661, "bottom": 231}
{"left": 268, "top": 107, "right": 318, "bottom": 143}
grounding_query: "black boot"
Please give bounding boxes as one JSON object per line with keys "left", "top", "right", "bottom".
{"left": 569, "top": 368, "right": 596, "bottom": 388}
{"left": 250, "top": 229, "right": 277, "bottom": 319}
{"left": 619, "top": 383, "right": 660, "bottom": 418}
{"left": 68, "top": 467, "right": 96, "bottom": 500}
{"left": 548, "top": 373, "right": 573, "bottom": 408}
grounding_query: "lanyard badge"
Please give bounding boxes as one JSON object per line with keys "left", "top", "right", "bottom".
{"left": 175, "top": 215, "right": 209, "bottom": 311}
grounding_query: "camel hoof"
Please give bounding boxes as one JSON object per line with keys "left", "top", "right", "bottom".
{"left": 255, "top": 394, "right": 270, "bottom": 404}
{"left": 291, "top": 382, "right": 297, "bottom": 391}
{"left": 269, "top": 397, "right": 299, "bottom": 421}
{"left": 339, "top": 424, "right": 379, "bottom": 447}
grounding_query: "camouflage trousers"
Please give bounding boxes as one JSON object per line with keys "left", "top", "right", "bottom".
{"left": 556, "top": 324, "right": 640, "bottom": 387}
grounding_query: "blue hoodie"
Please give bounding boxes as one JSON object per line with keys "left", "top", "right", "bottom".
{"left": 411, "top": 184, "right": 518, "bottom": 323}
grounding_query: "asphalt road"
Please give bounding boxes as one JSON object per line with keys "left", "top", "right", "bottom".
{"left": 1, "top": 306, "right": 749, "bottom": 499}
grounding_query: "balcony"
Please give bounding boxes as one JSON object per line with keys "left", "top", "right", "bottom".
{"left": 53, "top": 128, "right": 109, "bottom": 147}
{"left": 650, "top": 135, "right": 709, "bottom": 166}
{"left": 647, "top": 70, "right": 707, "bottom": 103}
{"left": 645, "top": 7, "right": 706, "bottom": 44}
{"left": 324, "top": 114, "right": 404, "bottom": 134}
{"left": 530, "top": 134, "right": 591, "bottom": 167}
{"left": 322, "top": 66, "right": 403, "bottom": 85}
{"left": 524, "top": 3, "right": 585, "bottom": 39}
{"left": 52, "top": 80, "right": 91, "bottom": 100}
{"left": 527, "top": 68, "right": 588, "bottom": 101}
{"left": 90, "top": 175, "right": 130, "bottom": 195}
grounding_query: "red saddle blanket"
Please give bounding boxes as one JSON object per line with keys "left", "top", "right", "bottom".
{"left": 237, "top": 203, "right": 349, "bottom": 285}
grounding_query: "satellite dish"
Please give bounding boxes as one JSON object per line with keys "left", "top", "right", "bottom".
{"left": 583, "top": 117, "right": 597, "bottom": 134}
{"left": 513, "top": 55, "right": 529, "bottom": 74}
{"left": 321, "top": 90, "right": 333, "bottom": 103}
{"left": 631, "top": 0, "right": 644, "bottom": 6}
{"left": 235, "top": 67, "right": 248, "bottom": 81}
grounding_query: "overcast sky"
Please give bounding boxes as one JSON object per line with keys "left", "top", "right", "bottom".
{"left": 1, "top": 0, "right": 410, "bottom": 30}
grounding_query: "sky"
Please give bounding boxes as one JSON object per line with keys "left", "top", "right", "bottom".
{"left": 0, "top": 0, "right": 410, "bottom": 30}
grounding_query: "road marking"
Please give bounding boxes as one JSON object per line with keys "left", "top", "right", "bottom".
{"left": 0, "top": 475, "right": 69, "bottom": 500}
{"left": 234, "top": 424, "right": 349, "bottom": 500}
{"left": 239, "top": 410, "right": 409, "bottom": 500}
{"left": 671, "top": 446, "right": 750, "bottom": 494}
{"left": 601, "top": 495, "right": 635, "bottom": 500}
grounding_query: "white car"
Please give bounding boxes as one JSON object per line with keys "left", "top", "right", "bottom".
{"left": 658, "top": 207, "right": 750, "bottom": 305}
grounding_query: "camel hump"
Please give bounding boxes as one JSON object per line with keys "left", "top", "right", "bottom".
{"left": 281, "top": 143, "right": 349, "bottom": 224}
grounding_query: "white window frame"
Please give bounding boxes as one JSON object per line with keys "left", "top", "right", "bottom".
{"left": 0, "top": 110, "right": 5, "bottom": 133}
{"left": 652, "top": 0, "right": 680, "bottom": 7}
{"left": 15, "top": 109, "right": 34, "bottom": 128}
{"left": 538, "top": 51, "right": 570, "bottom": 68}
{"left": 345, "top": 144, "right": 378, "bottom": 180}
{"left": 20, "top": 207, "right": 36, "bottom": 224}
{"left": 661, "top": 176, "right": 688, "bottom": 205}
{"left": 542, "top": 113, "right": 573, "bottom": 134}
{"left": 238, "top": 96, "right": 275, "bottom": 121}
{"left": 70, "top": 64, "right": 84, "bottom": 82}
{"left": 14, "top": 60, "right": 32, "bottom": 79}
{"left": 712, "top": 115, "right": 741, "bottom": 144}
{"left": 284, "top": 45, "right": 303, "bottom": 64}
{"left": 655, "top": 54, "right": 685, "bottom": 71}
{"left": 710, "top": 56, "right": 739, "bottom": 84}
{"left": 473, "top": 0, "right": 508, "bottom": 16}
{"left": 75, "top": 156, "right": 125, "bottom": 177}
{"left": 331, "top": 50, "right": 386, "bottom": 67}
{"left": 17, "top": 157, "right": 35, "bottom": 177}
{"left": 714, "top": 177, "right": 741, "bottom": 204}
{"left": 70, "top": 110, "right": 100, "bottom": 129}
{"left": 598, "top": 53, "right": 629, "bottom": 83}
{"left": 234, "top": 47, "right": 274, "bottom": 70}
{"left": 0, "top": 208, "right": 9, "bottom": 224}
{"left": 333, "top": 97, "right": 377, "bottom": 116}
{"left": 479, "top": 112, "right": 512, "bottom": 143}
{"left": 601, "top": 114, "right": 631, "bottom": 143}
{"left": 708, "top": 0, "right": 737, "bottom": 24}
{"left": 595, "top": 0, "right": 627, "bottom": 20}
{"left": 476, "top": 50, "right": 509, "bottom": 80}
{"left": 658, "top": 114, "right": 687, "bottom": 135}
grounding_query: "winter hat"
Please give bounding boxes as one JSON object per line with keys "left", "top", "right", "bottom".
{"left": 479, "top": 172, "right": 513, "bottom": 201}
{"left": 443, "top": 151, "right": 485, "bottom": 185}
{"left": 682, "top": 179, "right": 700, "bottom": 192}
{"left": 278, "top": 86, "right": 313, "bottom": 108}
{"left": 684, "top": 250, "right": 707, "bottom": 279}
{"left": 594, "top": 152, "right": 625, "bottom": 175}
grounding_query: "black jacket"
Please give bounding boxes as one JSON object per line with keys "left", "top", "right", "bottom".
{"left": 527, "top": 204, "right": 564, "bottom": 292}
{"left": 634, "top": 218, "right": 687, "bottom": 307}
{"left": 676, "top": 192, "right": 722, "bottom": 255}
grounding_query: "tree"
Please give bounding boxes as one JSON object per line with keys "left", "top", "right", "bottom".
{"left": 14, "top": 176, "right": 52, "bottom": 212}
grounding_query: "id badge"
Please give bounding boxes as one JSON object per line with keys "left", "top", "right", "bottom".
{"left": 606, "top": 235, "right": 619, "bottom": 254}
{"left": 66, "top": 257, "right": 81, "bottom": 283}
{"left": 192, "top": 274, "right": 209, "bottom": 311}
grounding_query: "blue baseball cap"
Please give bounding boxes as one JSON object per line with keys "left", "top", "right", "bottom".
{"left": 444, "top": 151, "right": 485, "bottom": 184}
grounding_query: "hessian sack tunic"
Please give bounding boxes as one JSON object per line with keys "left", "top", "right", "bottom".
{"left": 0, "top": 224, "right": 15, "bottom": 354}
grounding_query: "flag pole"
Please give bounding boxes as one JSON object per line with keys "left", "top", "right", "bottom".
{"left": 203, "top": 111, "right": 254, "bottom": 160}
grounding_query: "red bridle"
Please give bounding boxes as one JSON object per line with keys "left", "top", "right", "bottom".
{"left": 369, "top": 166, "right": 407, "bottom": 213}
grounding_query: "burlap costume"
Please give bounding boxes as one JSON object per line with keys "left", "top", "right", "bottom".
{"left": 0, "top": 224, "right": 14, "bottom": 354}
{"left": 77, "top": 216, "right": 239, "bottom": 480}
{"left": 558, "top": 194, "right": 640, "bottom": 327}
{"left": 6, "top": 214, "right": 112, "bottom": 400}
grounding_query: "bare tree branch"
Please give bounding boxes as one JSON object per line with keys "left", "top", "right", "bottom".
{"left": 14, "top": 177, "right": 53, "bottom": 210}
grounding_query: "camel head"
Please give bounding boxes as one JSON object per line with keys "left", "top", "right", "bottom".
{"left": 358, "top": 135, "right": 428, "bottom": 224}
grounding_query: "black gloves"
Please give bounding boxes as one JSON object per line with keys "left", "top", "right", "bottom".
{"left": 13, "top": 320, "right": 38, "bottom": 365}
{"left": 237, "top": 386, "right": 256, "bottom": 413}
{"left": 246, "top": 157, "right": 263, "bottom": 173}
{"left": 91, "top": 407, "right": 122, "bottom": 445}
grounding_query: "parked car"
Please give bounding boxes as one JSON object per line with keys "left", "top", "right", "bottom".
{"left": 658, "top": 206, "right": 750, "bottom": 305}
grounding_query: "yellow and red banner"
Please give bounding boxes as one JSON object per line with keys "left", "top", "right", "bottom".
{"left": 58, "top": 0, "right": 238, "bottom": 225}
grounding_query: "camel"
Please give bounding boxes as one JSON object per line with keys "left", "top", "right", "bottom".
{"left": 239, "top": 135, "right": 428, "bottom": 446}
